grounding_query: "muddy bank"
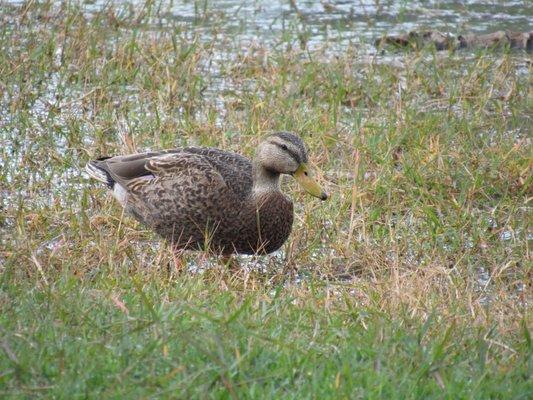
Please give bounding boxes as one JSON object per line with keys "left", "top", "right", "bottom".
{"left": 375, "top": 30, "right": 533, "bottom": 52}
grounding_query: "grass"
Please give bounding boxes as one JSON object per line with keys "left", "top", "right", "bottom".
{"left": 0, "top": 1, "right": 531, "bottom": 398}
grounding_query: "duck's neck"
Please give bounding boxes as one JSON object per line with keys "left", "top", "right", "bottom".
{"left": 252, "top": 162, "right": 281, "bottom": 195}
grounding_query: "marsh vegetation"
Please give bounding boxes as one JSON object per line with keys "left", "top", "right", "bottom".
{"left": 0, "top": 1, "right": 531, "bottom": 398}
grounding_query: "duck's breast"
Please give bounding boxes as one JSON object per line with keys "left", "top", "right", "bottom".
{"left": 231, "top": 192, "right": 294, "bottom": 255}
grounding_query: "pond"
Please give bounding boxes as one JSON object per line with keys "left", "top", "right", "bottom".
{"left": 2, "top": 0, "right": 532, "bottom": 54}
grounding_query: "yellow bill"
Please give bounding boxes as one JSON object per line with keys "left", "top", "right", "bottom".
{"left": 293, "top": 163, "right": 328, "bottom": 201}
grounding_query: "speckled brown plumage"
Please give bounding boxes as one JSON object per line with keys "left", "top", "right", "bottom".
{"left": 85, "top": 132, "right": 327, "bottom": 256}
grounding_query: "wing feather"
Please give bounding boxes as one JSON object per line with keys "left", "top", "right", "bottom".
{"left": 125, "top": 153, "right": 228, "bottom": 196}
{"left": 88, "top": 147, "right": 250, "bottom": 200}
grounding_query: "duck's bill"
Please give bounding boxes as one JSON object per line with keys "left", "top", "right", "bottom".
{"left": 293, "top": 163, "right": 328, "bottom": 201}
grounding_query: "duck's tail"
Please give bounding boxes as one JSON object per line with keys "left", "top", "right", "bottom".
{"left": 85, "top": 158, "right": 114, "bottom": 188}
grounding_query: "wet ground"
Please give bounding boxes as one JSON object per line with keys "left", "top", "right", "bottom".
{"left": 0, "top": 1, "right": 530, "bottom": 292}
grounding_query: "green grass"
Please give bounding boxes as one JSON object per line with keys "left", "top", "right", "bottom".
{"left": 0, "top": 272, "right": 530, "bottom": 398}
{"left": 0, "top": 1, "right": 531, "bottom": 398}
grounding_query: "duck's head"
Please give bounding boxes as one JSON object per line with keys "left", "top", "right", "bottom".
{"left": 255, "top": 132, "right": 328, "bottom": 201}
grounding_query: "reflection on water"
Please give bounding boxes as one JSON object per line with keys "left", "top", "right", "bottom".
{"left": 2, "top": 0, "right": 532, "bottom": 54}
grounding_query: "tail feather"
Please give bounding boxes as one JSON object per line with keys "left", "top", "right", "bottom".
{"left": 85, "top": 160, "right": 114, "bottom": 188}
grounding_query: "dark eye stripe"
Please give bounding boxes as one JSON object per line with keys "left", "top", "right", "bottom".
{"left": 271, "top": 132, "right": 308, "bottom": 162}
{"left": 272, "top": 142, "right": 301, "bottom": 164}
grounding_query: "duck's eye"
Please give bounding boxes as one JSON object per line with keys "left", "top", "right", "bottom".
{"left": 280, "top": 144, "right": 288, "bottom": 151}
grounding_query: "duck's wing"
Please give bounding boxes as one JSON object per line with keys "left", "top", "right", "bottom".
{"left": 86, "top": 150, "right": 174, "bottom": 186}
{"left": 86, "top": 150, "right": 229, "bottom": 205}
{"left": 86, "top": 146, "right": 255, "bottom": 202}
{"left": 180, "top": 147, "right": 253, "bottom": 198}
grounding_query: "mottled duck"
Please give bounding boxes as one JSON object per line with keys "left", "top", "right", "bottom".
{"left": 86, "top": 132, "right": 327, "bottom": 255}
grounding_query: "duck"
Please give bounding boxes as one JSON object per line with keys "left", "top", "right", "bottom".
{"left": 85, "top": 132, "right": 328, "bottom": 255}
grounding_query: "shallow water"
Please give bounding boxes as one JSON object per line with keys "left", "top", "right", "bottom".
{"left": 2, "top": 0, "right": 532, "bottom": 53}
